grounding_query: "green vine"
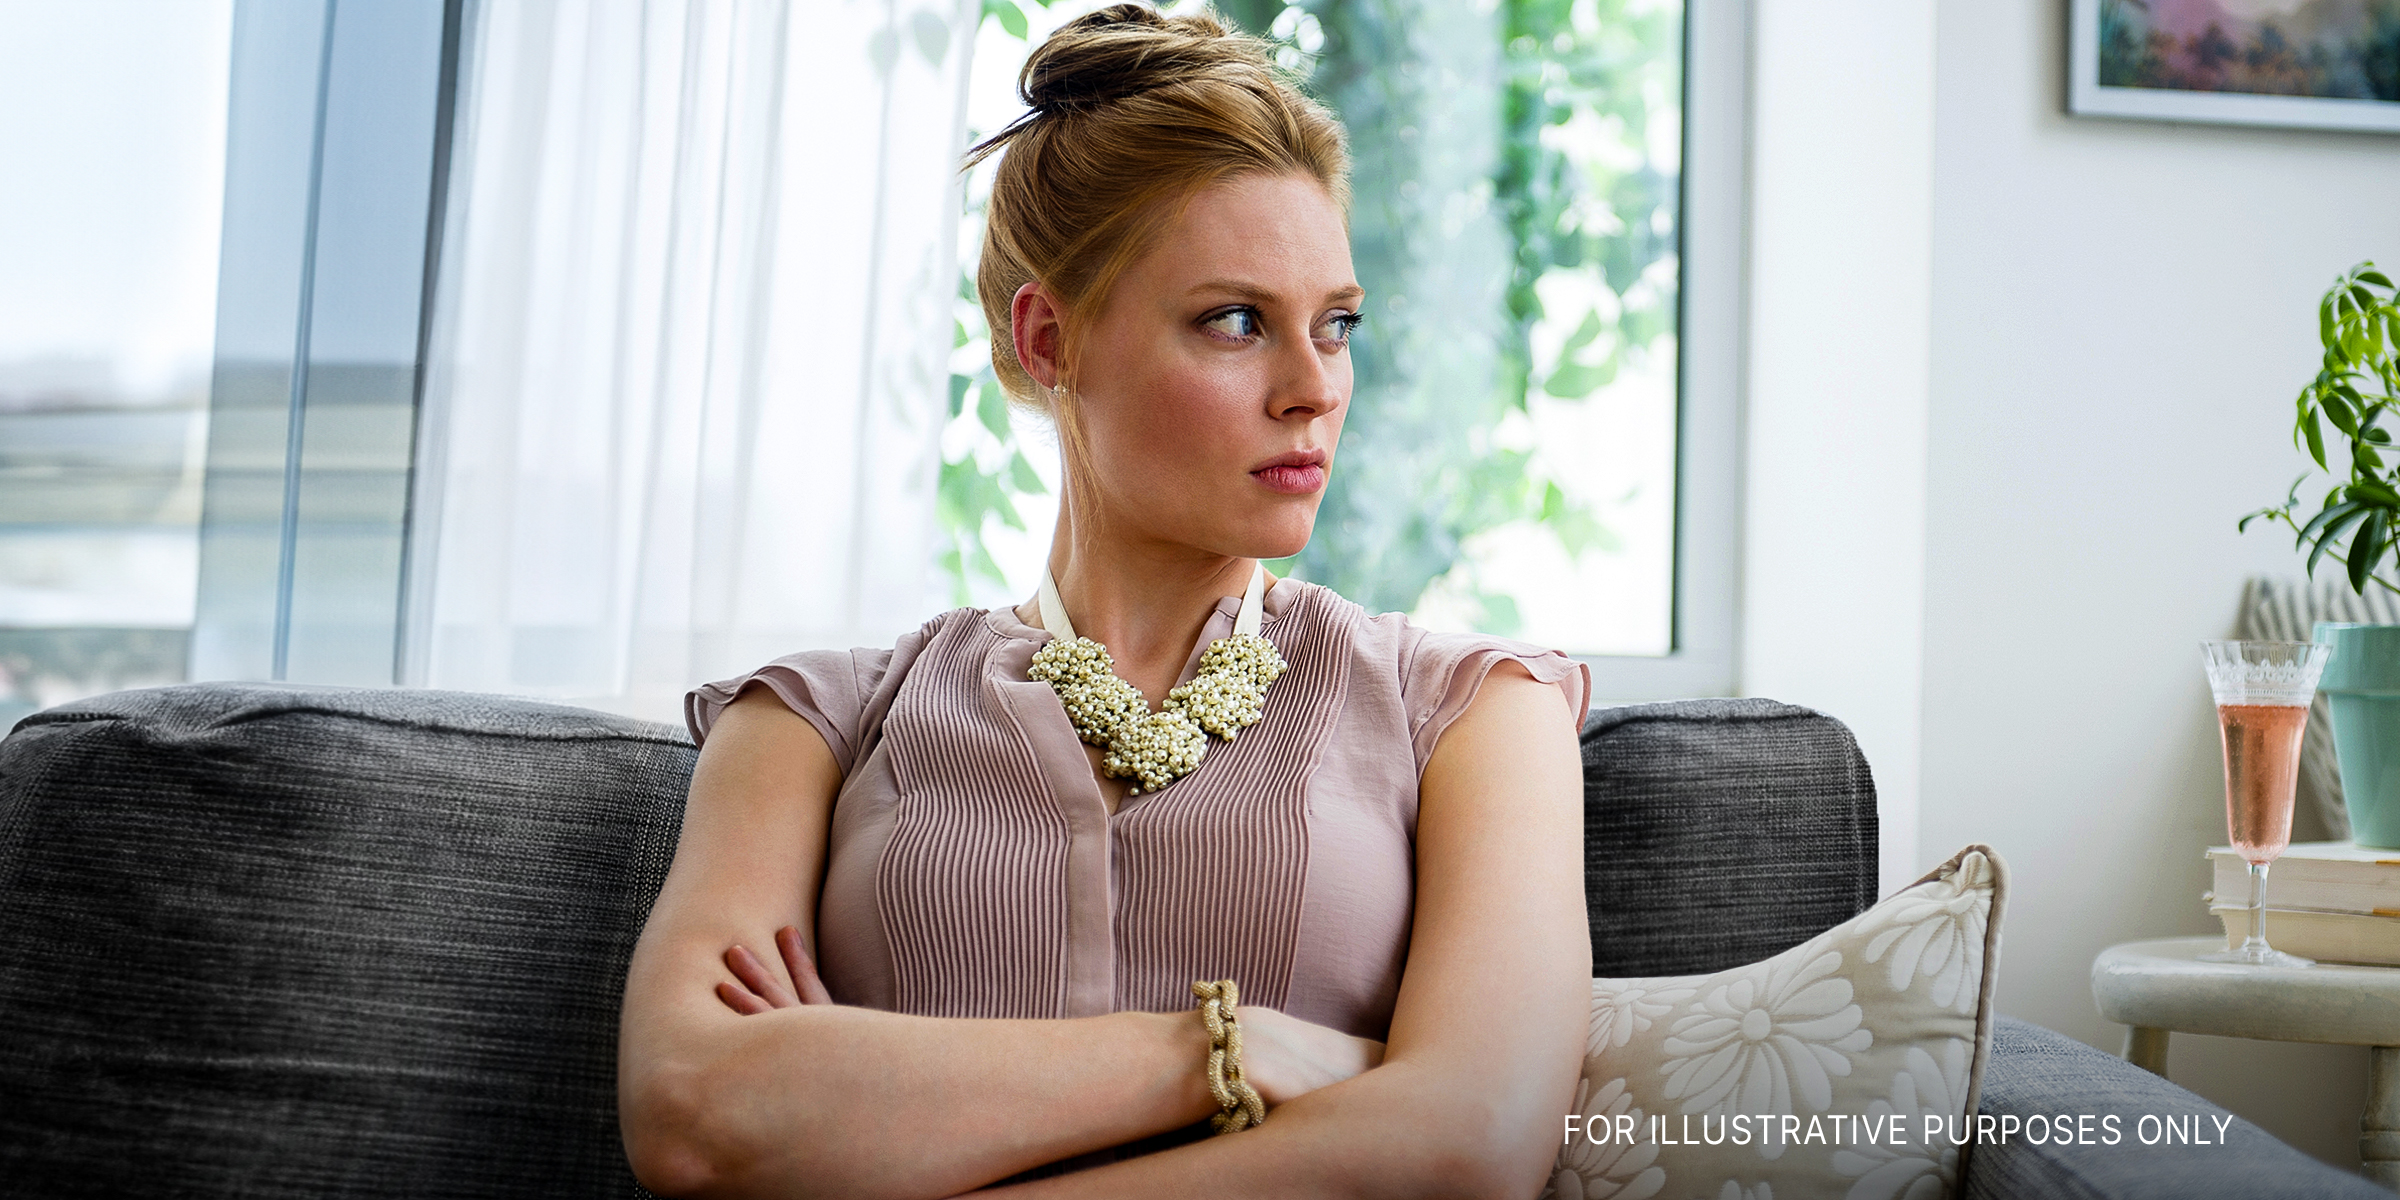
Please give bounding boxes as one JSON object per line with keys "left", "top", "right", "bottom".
{"left": 2241, "top": 262, "right": 2400, "bottom": 594}
{"left": 936, "top": 0, "right": 1060, "bottom": 607}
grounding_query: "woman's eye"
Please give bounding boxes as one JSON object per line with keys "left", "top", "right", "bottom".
{"left": 1200, "top": 307, "right": 1262, "bottom": 340}
{"left": 1320, "top": 312, "right": 1363, "bottom": 345}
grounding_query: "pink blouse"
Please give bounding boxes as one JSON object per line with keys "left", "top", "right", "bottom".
{"left": 685, "top": 576, "right": 1589, "bottom": 1041}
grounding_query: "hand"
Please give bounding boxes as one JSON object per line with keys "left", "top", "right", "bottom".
{"left": 1231, "top": 1005, "right": 1385, "bottom": 1107}
{"left": 715, "top": 926, "right": 834, "bottom": 1014}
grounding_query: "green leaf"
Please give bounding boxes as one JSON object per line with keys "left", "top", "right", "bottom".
{"left": 983, "top": 0, "right": 1027, "bottom": 39}
{"left": 2354, "top": 480, "right": 2400, "bottom": 509}
{"left": 2355, "top": 512, "right": 2386, "bottom": 593}
{"left": 936, "top": 457, "right": 976, "bottom": 529}
{"left": 1544, "top": 357, "right": 1616, "bottom": 398}
{"left": 949, "top": 373, "right": 973, "bottom": 418}
{"left": 1007, "top": 450, "right": 1046, "bottom": 494}
{"left": 1560, "top": 309, "right": 1605, "bottom": 356}
{"left": 2310, "top": 505, "right": 2371, "bottom": 575}
{"left": 977, "top": 382, "right": 1012, "bottom": 439}
{"left": 2364, "top": 269, "right": 2395, "bottom": 288}
{"left": 2298, "top": 498, "right": 2360, "bottom": 545}
{"left": 2300, "top": 498, "right": 2364, "bottom": 549}
{"left": 1476, "top": 591, "right": 1523, "bottom": 637}
{"left": 2322, "top": 295, "right": 2339, "bottom": 347}
{"left": 2327, "top": 391, "right": 2359, "bottom": 435}
{"left": 968, "top": 539, "right": 1010, "bottom": 587}
{"left": 2304, "top": 409, "right": 2328, "bottom": 468}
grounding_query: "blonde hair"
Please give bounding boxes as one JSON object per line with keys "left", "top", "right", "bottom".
{"left": 965, "top": 4, "right": 1349, "bottom": 503}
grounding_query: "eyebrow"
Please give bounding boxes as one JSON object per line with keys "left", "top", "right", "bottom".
{"left": 1186, "top": 278, "right": 1367, "bottom": 307}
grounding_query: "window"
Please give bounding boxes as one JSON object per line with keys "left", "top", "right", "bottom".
{"left": 57, "top": 1, "right": 1736, "bottom": 719}
{"left": 0, "top": 1, "right": 236, "bottom": 724}
{"left": 941, "top": 0, "right": 1737, "bottom": 695}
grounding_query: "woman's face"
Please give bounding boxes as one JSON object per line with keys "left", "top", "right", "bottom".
{"left": 1029, "top": 171, "right": 1360, "bottom": 563}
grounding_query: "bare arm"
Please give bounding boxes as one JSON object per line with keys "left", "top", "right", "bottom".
{"left": 967, "top": 660, "right": 1590, "bottom": 1200}
{"left": 616, "top": 690, "right": 1376, "bottom": 1199}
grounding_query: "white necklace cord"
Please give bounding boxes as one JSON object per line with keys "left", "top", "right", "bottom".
{"left": 1235, "top": 560, "right": 1266, "bottom": 637}
{"left": 1034, "top": 561, "right": 1266, "bottom": 641}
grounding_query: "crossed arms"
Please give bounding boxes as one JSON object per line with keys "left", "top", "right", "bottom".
{"left": 616, "top": 662, "right": 1587, "bottom": 1199}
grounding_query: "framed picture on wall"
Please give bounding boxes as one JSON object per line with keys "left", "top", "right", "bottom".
{"left": 2069, "top": 0, "right": 2400, "bottom": 133}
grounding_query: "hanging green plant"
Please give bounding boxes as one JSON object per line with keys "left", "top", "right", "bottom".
{"left": 2244, "top": 262, "right": 2400, "bottom": 594}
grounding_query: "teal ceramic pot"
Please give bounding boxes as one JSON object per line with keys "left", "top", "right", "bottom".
{"left": 2315, "top": 622, "right": 2400, "bottom": 848}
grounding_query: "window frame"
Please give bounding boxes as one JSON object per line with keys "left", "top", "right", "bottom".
{"left": 1572, "top": 0, "right": 1745, "bottom": 702}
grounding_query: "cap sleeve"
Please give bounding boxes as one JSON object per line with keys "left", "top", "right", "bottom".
{"left": 685, "top": 647, "right": 889, "bottom": 774}
{"left": 1400, "top": 629, "right": 1591, "bottom": 776}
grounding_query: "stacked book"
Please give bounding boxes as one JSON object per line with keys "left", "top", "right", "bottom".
{"left": 2207, "top": 842, "right": 2400, "bottom": 966}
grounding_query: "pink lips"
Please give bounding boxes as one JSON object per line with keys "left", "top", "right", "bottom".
{"left": 1253, "top": 464, "right": 1325, "bottom": 494}
{"left": 1250, "top": 450, "right": 1328, "bottom": 495}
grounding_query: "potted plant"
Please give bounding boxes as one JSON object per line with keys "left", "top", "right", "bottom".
{"left": 2244, "top": 261, "right": 2400, "bottom": 846}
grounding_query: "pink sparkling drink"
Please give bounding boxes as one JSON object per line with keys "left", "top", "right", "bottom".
{"left": 2215, "top": 702, "right": 2307, "bottom": 863}
{"left": 2199, "top": 640, "right": 2330, "bottom": 969}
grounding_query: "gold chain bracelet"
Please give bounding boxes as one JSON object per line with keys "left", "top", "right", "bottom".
{"left": 1191, "top": 979, "right": 1266, "bottom": 1134}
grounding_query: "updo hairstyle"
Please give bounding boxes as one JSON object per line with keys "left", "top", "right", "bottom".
{"left": 966, "top": 4, "right": 1350, "bottom": 481}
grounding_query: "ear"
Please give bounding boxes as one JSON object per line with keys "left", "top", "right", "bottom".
{"left": 1011, "top": 281, "right": 1066, "bottom": 391}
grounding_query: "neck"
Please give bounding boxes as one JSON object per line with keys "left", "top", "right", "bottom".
{"left": 1023, "top": 506, "right": 1266, "bottom": 675}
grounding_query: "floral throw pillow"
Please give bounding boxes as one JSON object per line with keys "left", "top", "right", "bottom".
{"left": 1548, "top": 845, "right": 2006, "bottom": 1200}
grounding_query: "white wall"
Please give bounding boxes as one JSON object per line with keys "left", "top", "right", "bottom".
{"left": 1917, "top": 0, "right": 2400, "bottom": 1171}
{"left": 1743, "top": 0, "right": 1935, "bottom": 899}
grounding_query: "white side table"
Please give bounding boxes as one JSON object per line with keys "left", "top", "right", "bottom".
{"left": 2093, "top": 936, "right": 2400, "bottom": 1190}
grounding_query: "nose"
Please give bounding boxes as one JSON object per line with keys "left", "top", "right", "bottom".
{"left": 1267, "top": 333, "right": 1346, "bottom": 422}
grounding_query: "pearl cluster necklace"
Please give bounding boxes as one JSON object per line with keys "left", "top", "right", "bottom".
{"left": 1027, "top": 564, "right": 1288, "bottom": 794}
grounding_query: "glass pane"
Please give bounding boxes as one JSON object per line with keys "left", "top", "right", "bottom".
{"left": 943, "top": 0, "right": 1681, "bottom": 657}
{"left": 0, "top": 0, "right": 235, "bottom": 723}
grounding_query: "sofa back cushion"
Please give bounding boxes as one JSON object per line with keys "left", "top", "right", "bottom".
{"left": 1580, "top": 698, "right": 1881, "bottom": 976}
{"left": 0, "top": 684, "right": 689, "bottom": 1197}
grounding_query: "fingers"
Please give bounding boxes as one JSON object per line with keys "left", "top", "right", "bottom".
{"left": 724, "top": 943, "right": 800, "bottom": 1008}
{"left": 715, "top": 980, "right": 774, "bottom": 1015}
{"left": 715, "top": 930, "right": 832, "bottom": 1017}
{"left": 778, "top": 926, "right": 835, "bottom": 1005}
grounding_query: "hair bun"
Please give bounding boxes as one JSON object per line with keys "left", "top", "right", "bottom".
{"left": 1019, "top": 4, "right": 1256, "bottom": 113}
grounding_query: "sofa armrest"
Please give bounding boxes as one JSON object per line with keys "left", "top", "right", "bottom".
{"left": 1580, "top": 698, "right": 1879, "bottom": 975}
{"left": 1965, "top": 1016, "right": 2381, "bottom": 1199}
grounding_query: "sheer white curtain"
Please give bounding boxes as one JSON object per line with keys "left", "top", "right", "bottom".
{"left": 405, "top": 0, "right": 977, "bottom": 720}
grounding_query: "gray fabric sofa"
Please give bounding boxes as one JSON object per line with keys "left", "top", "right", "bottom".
{"left": 0, "top": 684, "right": 2378, "bottom": 1198}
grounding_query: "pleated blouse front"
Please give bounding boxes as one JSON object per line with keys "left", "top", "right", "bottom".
{"left": 685, "top": 576, "right": 1589, "bottom": 1041}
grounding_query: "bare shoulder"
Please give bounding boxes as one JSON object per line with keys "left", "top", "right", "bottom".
{"left": 700, "top": 685, "right": 835, "bottom": 765}
{"left": 678, "top": 684, "right": 840, "bottom": 889}
{"left": 1420, "top": 659, "right": 1581, "bottom": 788}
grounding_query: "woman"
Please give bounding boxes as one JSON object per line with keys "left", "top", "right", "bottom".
{"left": 617, "top": 7, "right": 1591, "bottom": 1197}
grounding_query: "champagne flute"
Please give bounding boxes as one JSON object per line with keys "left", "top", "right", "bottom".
{"left": 2198, "top": 639, "right": 2331, "bottom": 968}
